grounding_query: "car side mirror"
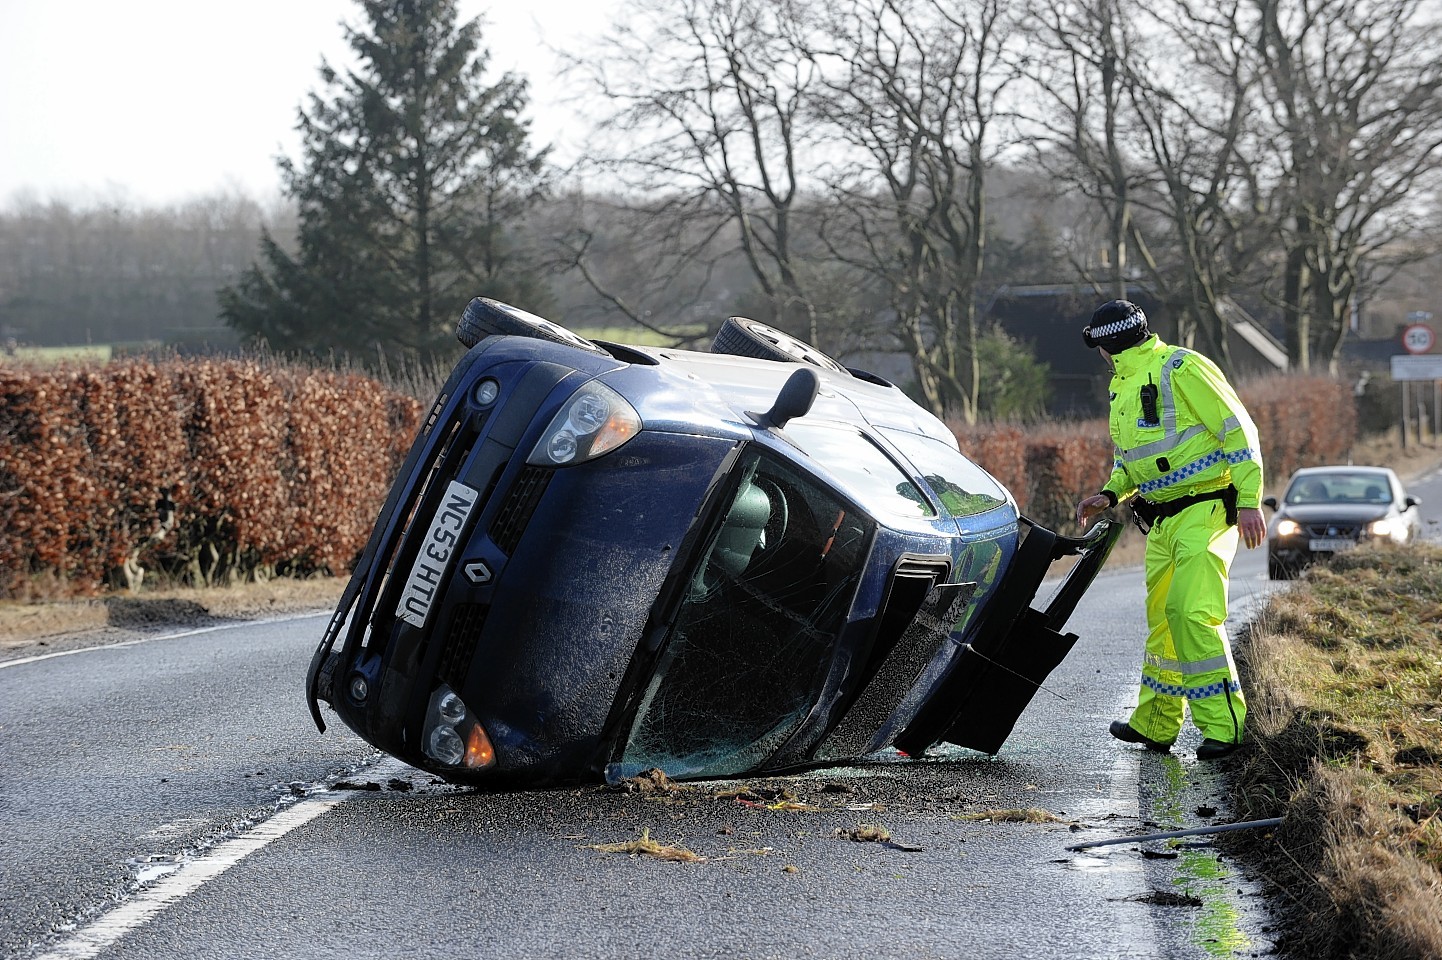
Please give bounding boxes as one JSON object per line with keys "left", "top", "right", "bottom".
{"left": 753, "top": 367, "right": 819, "bottom": 430}
{"left": 1262, "top": 496, "right": 1278, "bottom": 510}
{"left": 1405, "top": 496, "right": 1419, "bottom": 509}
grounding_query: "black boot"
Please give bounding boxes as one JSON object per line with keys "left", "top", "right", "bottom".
{"left": 1197, "top": 739, "right": 1242, "bottom": 760}
{"left": 1108, "top": 720, "right": 1171, "bottom": 753}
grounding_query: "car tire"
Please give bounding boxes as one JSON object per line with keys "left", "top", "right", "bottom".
{"left": 1267, "top": 554, "right": 1293, "bottom": 580}
{"left": 457, "top": 298, "right": 606, "bottom": 353}
{"left": 711, "top": 317, "right": 850, "bottom": 375}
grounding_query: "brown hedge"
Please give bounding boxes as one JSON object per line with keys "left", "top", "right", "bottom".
{"left": 0, "top": 357, "right": 421, "bottom": 598}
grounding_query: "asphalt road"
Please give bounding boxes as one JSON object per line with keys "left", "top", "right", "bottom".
{"left": 1405, "top": 460, "right": 1442, "bottom": 543}
{"left": 5, "top": 465, "right": 1439, "bottom": 960}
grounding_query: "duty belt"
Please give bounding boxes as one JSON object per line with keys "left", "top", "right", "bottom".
{"left": 1131, "top": 486, "right": 1237, "bottom": 535}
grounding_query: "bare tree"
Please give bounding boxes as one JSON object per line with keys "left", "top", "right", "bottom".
{"left": 1024, "top": 0, "right": 1145, "bottom": 299}
{"left": 1252, "top": 0, "right": 1442, "bottom": 371}
{"left": 1112, "top": 0, "right": 1280, "bottom": 367}
{"left": 567, "top": 0, "right": 830, "bottom": 344}
{"left": 0, "top": 191, "right": 284, "bottom": 348}
{"left": 1023, "top": 0, "right": 1442, "bottom": 375}
{"left": 541, "top": 189, "right": 734, "bottom": 346}
{"left": 813, "top": 0, "right": 1025, "bottom": 422}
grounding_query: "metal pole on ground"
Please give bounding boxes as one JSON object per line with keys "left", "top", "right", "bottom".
{"left": 1402, "top": 381, "right": 1409, "bottom": 451}
{"left": 1424, "top": 380, "right": 1436, "bottom": 443}
{"left": 1066, "top": 817, "right": 1285, "bottom": 851}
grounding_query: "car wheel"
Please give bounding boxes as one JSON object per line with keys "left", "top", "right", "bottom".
{"left": 1267, "top": 555, "right": 1293, "bottom": 580}
{"left": 711, "top": 317, "right": 850, "bottom": 375}
{"left": 457, "top": 298, "right": 606, "bottom": 353}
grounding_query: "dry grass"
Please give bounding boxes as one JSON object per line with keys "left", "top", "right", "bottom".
{"left": 1347, "top": 429, "right": 1442, "bottom": 486}
{"left": 1227, "top": 541, "right": 1442, "bottom": 959}
{"left": 0, "top": 576, "right": 344, "bottom": 654}
{"left": 584, "top": 828, "right": 706, "bottom": 863}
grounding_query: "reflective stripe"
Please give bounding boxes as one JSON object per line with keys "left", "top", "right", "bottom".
{"left": 1145, "top": 653, "right": 1233, "bottom": 676}
{"left": 1119, "top": 419, "right": 1245, "bottom": 463}
{"left": 1120, "top": 423, "right": 1210, "bottom": 463}
{"left": 1138, "top": 447, "right": 1259, "bottom": 496}
{"left": 1142, "top": 675, "right": 1242, "bottom": 699}
{"left": 1160, "top": 349, "right": 1183, "bottom": 435}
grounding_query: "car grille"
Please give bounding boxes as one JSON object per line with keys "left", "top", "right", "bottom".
{"left": 438, "top": 603, "right": 488, "bottom": 687}
{"left": 489, "top": 465, "right": 552, "bottom": 555}
{"left": 1304, "top": 523, "right": 1359, "bottom": 538}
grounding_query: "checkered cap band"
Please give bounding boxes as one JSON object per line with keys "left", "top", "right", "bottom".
{"left": 1084, "top": 300, "right": 1149, "bottom": 350}
{"left": 1089, "top": 314, "right": 1144, "bottom": 339}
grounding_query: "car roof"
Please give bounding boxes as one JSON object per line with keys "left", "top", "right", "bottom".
{"left": 648, "top": 347, "right": 951, "bottom": 435}
{"left": 1288, "top": 465, "right": 1396, "bottom": 479}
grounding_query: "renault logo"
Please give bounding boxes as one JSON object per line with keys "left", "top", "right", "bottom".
{"left": 463, "top": 560, "right": 492, "bottom": 584}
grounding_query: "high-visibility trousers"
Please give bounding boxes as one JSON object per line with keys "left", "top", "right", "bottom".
{"left": 1127, "top": 499, "right": 1247, "bottom": 746}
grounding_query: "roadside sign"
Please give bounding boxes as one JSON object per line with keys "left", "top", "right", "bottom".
{"left": 1402, "top": 323, "right": 1435, "bottom": 355}
{"left": 1391, "top": 354, "right": 1442, "bottom": 380}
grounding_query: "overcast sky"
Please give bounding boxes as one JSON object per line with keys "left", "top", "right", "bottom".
{"left": 0, "top": 0, "right": 615, "bottom": 208}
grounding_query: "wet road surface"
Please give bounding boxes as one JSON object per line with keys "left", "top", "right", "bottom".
{"left": 2, "top": 544, "right": 1297, "bottom": 960}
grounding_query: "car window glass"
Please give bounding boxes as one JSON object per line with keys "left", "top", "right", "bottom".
{"left": 1286, "top": 473, "right": 1392, "bottom": 505}
{"left": 780, "top": 421, "right": 936, "bottom": 518}
{"left": 877, "top": 428, "right": 1008, "bottom": 518}
{"left": 614, "top": 451, "right": 876, "bottom": 780}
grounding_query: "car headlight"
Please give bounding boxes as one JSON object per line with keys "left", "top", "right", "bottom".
{"left": 421, "top": 684, "right": 495, "bottom": 769}
{"left": 1366, "top": 518, "right": 1406, "bottom": 542}
{"left": 527, "top": 381, "right": 641, "bottom": 466}
{"left": 1275, "top": 519, "right": 1302, "bottom": 537}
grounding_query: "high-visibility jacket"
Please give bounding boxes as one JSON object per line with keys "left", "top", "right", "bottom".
{"left": 1100, "top": 336, "right": 1263, "bottom": 510}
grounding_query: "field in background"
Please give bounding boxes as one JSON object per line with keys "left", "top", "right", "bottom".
{"left": 8, "top": 344, "right": 114, "bottom": 363}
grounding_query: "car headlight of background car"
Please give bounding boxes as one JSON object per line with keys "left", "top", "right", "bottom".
{"left": 422, "top": 684, "right": 496, "bottom": 769}
{"left": 527, "top": 381, "right": 641, "bottom": 466}
{"left": 1275, "top": 519, "right": 1302, "bottom": 538}
{"left": 1366, "top": 517, "right": 1408, "bottom": 542}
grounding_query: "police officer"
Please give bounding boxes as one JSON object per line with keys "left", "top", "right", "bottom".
{"left": 1074, "top": 300, "right": 1266, "bottom": 760}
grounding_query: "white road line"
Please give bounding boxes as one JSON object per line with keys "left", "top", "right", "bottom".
{"left": 32, "top": 797, "right": 343, "bottom": 960}
{"left": 0, "top": 612, "right": 328, "bottom": 670}
{"left": 32, "top": 758, "right": 411, "bottom": 960}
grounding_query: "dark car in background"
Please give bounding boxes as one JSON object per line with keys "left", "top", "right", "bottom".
{"left": 306, "top": 299, "right": 1119, "bottom": 787}
{"left": 1264, "top": 465, "right": 1421, "bottom": 579}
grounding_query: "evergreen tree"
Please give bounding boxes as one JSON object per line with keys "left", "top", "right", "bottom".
{"left": 976, "top": 325, "right": 1051, "bottom": 422}
{"left": 222, "top": 0, "right": 549, "bottom": 364}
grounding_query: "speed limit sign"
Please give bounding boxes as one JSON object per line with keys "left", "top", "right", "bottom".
{"left": 1402, "top": 323, "right": 1435, "bottom": 354}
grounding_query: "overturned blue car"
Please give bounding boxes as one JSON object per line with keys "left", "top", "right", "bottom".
{"left": 306, "top": 299, "right": 1119, "bottom": 787}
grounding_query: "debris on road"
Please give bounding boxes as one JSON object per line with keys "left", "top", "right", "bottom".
{"left": 953, "top": 808, "right": 1063, "bottom": 824}
{"left": 834, "top": 824, "right": 924, "bottom": 851}
{"left": 584, "top": 828, "right": 705, "bottom": 863}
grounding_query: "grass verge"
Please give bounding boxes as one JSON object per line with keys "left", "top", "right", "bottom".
{"left": 1226, "top": 541, "right": 1442, "bottom": 958}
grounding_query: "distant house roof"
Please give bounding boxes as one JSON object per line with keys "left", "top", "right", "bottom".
{"left": 1215, "top": 300, "right": 1289, "bottom": 371}
{"left": 981, "top": 283, "right": 1287, "bottom": 416}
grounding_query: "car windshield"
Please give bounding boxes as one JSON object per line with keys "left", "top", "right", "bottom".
{"left": 781, "top": 420, "right": 936, "bottom": 518}
{"left": 614, "top": 449, "right": 875, "bottom": 779}
{"left": 1285, "top": 473, "right": 1392, "bottom": 505}
{"left": 877, "top": 428, "right": 1009, "bottom": 518}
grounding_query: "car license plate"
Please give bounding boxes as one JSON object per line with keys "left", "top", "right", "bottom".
{"left": 1308, "top": 537, "right": 1354, "bottom": 552}
{"left": 397, "top": 481, "right": 479, "bottom": 628}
